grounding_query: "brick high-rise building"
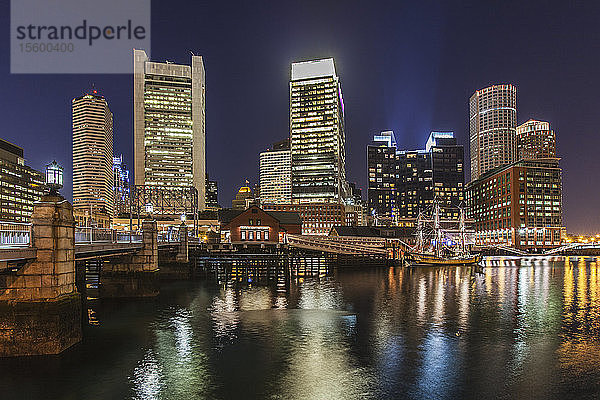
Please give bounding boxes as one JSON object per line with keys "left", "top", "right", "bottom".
{"left": 466, "top": 158, "right": 564, "bottom": 250}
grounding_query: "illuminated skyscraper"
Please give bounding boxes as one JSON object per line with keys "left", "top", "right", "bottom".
{"left": 72, "top": 91, "right": 114, "bottom": 227}
{"left": 260, "top": 139, "right": 291, "bottom": 205}
{"left": 290, "top": 58, "right": 348, "bottom": 204}
{"left": 367, "top": 131, "right": 464, "bottom": 222}
{"left": 133, "top": 49, "right": 206, "bottom": 210}
{"left": 469, "top": 84, "right": 517, "bottom": 180}
{"left": 516, "top": 119, "right": 556, "bottom": 159}
{"left": 112, "top": 155, "right": 130, "bottom": 217}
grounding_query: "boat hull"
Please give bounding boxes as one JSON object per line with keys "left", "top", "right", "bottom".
{"left": 405, "top": 253, "right": 482, "bottom": 266}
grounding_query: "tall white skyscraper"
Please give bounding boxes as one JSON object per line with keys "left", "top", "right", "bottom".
{"left": 72, "top": 91, "right": 114, "bottom": 227}
{"left": 289, "top": 58, "right": 348, "bottom": 204}
{"left": 260, "top": 140, "right": 292, "bottom": 205}
{"left": 133, "top": 49, "right": 206, "bottom": 210}
{"left": 469, "top": 84, "right": 517, "bottom": 181}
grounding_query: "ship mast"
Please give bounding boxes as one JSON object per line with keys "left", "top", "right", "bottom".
{"left": 459, "top": 206, "right": 466, "bottom": 256}
{"left": 434, "top": 201, "right": 442, "bottom": 257}
{"left": 416, "top": 212, "right": 424, "bottom": 253}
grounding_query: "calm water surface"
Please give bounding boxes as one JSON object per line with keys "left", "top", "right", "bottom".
{"left": 1, "top": 257, "right": 600, "bottom": 399}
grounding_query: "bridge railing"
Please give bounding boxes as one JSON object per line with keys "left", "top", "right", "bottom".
{"left": 0, "top": 222, "right": 31, "bottom": 247}
{"left": 74, "top": 227, "right": 142, "bottom": 244}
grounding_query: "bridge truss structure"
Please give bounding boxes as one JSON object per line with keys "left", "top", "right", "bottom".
{"left": 127, "top": 185, "right": 198, "bottom": 235}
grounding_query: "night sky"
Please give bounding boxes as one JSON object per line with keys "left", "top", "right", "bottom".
{"left": 1, "top": 1, "right": 599, "bottom": 233}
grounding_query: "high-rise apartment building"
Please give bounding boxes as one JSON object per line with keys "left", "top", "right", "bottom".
{"left": 133, "top": 49, "right": 206, "bottom": 210}
{"left": 0, "top": 138, "right": 45, "bottom": 223}
{"left": 367, "top": 131, "right": 464, "bottom": 223}
{"left": 290, "top": 58, "right": 348, "bottom": 204}
{"left": 516, "top": 119, "right": 556, "bottom": 160}
{"left": 260, "top": 139, "right": 291, "bottom": 205}
{"left": 469, "top": 84, "right": 517, "bottom": 180}
{"left": 72, "top": 91, "right": 114, "bottom": 227}
{"left": 112, "top": 155, "right": 130, "bottom": 217}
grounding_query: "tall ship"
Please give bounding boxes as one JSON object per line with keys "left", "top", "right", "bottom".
{"left": 403, "top": 201, "right": 482, "bottom": 266}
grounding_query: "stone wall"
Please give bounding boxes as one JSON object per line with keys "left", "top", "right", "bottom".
{"left": 0, "top": 194, "right": 82, "bottom": 357}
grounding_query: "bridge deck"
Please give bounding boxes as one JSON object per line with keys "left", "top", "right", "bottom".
{"left": 75, "top": 242, "right": 143, "bottom": 260}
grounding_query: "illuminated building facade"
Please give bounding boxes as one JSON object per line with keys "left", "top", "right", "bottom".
{"left": 469, "top": 84, "right": 517, "bottom": 180}
{"left": 516, "top": 119, "right": 556, "bottom": 160}
{"left": 367, "top": 131, "right": 464, "bottom": 223}
{"left": 264, "top": 203, "right": 347, "bottom": 235}
{"left": 133, "top": 49, "right": 206, "bottom": 210}
{"left": 290, "top": 58, "right": 348, "bottom": 204}
{"left": 0, "top": 138, "right": 45, "bottom": 223}
{"left": 466, "top": 158, "right": 564, "bottom": 250}
{"left": 112, "top": 155, "right": 130, "bottom": 217}
{"left": 72, "top": 91, "right": 114, "bottom": 227}
{"left": 205, "top": 174, "right": 219, "bottom": 210}
{"left": 367, "top": 131, "right": 397, "bottom": 222}
{"left": 260, "top": 139, "right": 291, "bottom": 205}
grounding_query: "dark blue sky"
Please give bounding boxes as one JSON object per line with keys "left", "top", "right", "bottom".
{"left": 1, "top": 1, "right": 599, "bottom": 233}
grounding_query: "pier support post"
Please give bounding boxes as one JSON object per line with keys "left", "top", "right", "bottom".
{"left": 0, "top": 193, "right": 81, "bottom": 357}
{"left": 176, "top": 223, "right": 189, "bottom": 263}
{"left": 100, "top": 220, "right": 159, "bottom": 297}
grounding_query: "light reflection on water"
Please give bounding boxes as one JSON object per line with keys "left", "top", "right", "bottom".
{"left": 2, "top": 257, "right": 600, "bottom": 399}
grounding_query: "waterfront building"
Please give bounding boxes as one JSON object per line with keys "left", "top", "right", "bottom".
{"left": 367, "top": 131, "right": 464, "bottom": 223}
{"left": 466, "top": 158, "right": 564, "bottom": 250}
{"left": 72, "top": 90, "right": 114, "bottom": 227}
{"left": 133, "top": 49, "right": 206, "bottom": 209}
{"left": 112, "top": 155, "right": 130, "bottom": 217}
{"left": 469, "top": 84, "right": 517, "bottom": 180}
{"left": 264, "top": 203, "right": 347, "bottom": 235}
{"left": 0, "top": 138, "right": 45, "bottom": 223}
{"left": 516, "top": 119, "right": 556, "bottom": 160}
{"left": 290, "top": 58, "right": 349, "bottom": 204}
{"left": 206, "top": 174, "right": 219, "bottom": 210}
{"left": 219, "top": 205, "right": 301, "bottom": 243}
{"left": 259, "top": 139, "right": 291, "bottom": 205}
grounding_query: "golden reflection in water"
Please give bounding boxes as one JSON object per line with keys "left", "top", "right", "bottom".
{"left": 557, "top": 257, "right": 600, "bottom": 377}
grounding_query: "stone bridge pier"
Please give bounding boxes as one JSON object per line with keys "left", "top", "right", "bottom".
{"left": 0, "top": 193, "right": 81, "bottom": 357}
{"left": 99, "top": 220, "right": 159, "bottom": 298}
{"left": 158, "top": 223, "right": 192, "bottom": 280}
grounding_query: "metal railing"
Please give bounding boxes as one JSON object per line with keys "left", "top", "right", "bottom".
{"left": 74, "top": 227, "right": 142, "bottom": 244}
{"left": 0, "top": 222, "right": 31, "bottom": 247}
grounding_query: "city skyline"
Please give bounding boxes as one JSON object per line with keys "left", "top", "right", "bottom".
{"left": 0, "top": 1, "right": 598, "bottom": 232}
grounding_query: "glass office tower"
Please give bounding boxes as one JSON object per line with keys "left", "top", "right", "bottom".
{"left": 289, "top": 58, "right": 348, "bottom": 204}
{"left": 133, "top": 49, "right": 206, "bottom": 210}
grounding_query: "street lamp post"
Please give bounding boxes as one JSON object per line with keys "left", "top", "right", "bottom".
{"left": 45, "top": 160, "right": 63, "bottom": 195}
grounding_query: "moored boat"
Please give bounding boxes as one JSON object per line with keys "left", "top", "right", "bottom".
{"left": 403, "top": 200, "right": 482, "bottom": 267}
